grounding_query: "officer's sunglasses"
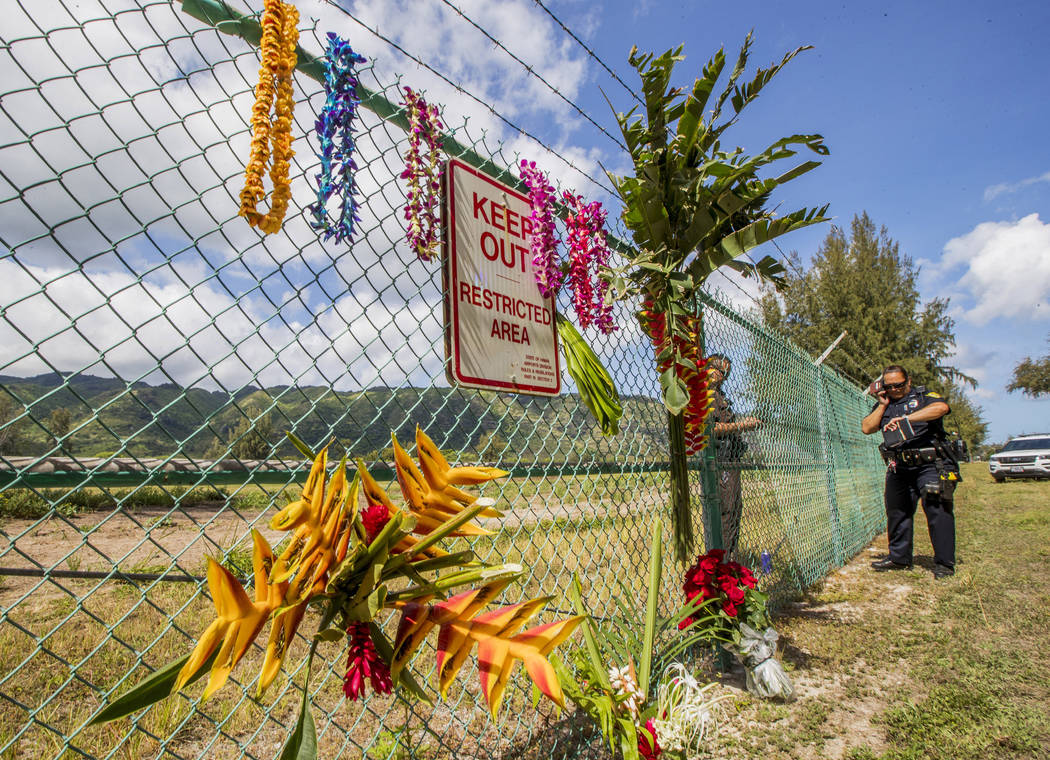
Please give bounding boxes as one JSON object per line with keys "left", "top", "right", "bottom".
{"left": 883, "top": 380, "right": 908, "bottom": 390}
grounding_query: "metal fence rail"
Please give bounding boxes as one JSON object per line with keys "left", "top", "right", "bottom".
{"left": 0, "top": 2, "right": 884, "bottom": 758}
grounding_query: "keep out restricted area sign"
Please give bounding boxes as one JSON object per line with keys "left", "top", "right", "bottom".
{"left": 444, "top": 158, "right": 561, "bottom": 396}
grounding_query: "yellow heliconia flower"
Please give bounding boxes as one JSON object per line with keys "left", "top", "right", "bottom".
{"left": 385, "top": 429, "right": 504, "bottom": 538}
{"left": 175, "top": 530, "right": 283, "bottom": 700}
{"left": 256, "top": 470, "right": 358, "bottom": 696}
{"left": 357, "top": 461, "right": 448, "bottom": 556}
{"left": 269, "top": 448, "right": 355, "bottom": 584}
{"left": 414, "top": 426, "right": 508, "bottom": 491}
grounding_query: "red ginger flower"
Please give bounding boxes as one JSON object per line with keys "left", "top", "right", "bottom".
{"left": 638, "top": 719, "right": 662, "bottom": 759}
{"left": 362, "top": 501, "right": 390, "bottom": 543}
{"left": 638, "top": 302, "right": 713, "bottom": 454}
{"left": 342, "top": 622, "right": 392, "bottom": 701}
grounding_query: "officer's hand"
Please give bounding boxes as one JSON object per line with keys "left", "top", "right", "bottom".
{"left": 884, "top": 416, "right": 906, "bottom": 432}
{"left": 877, "top": 389, "right": 889, "bottom": 404}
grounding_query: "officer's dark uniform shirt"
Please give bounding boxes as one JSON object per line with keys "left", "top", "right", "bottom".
{"left": 871, "top": 385, "right": 956, "bottom": 569}
{"left": 871, "top": 385, "right": 949, "bottom": 448}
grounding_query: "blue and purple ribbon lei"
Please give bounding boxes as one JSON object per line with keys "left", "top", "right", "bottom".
{"left": 309, "top": 33, "right": 367, "bottom": 244}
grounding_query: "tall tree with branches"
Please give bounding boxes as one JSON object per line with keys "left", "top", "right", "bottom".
{"left": 607, "top": 36, "right": 830, "bottom": 559}
{"left": 760, "top": 213, "right": 987, "bottom": 448}
{"left": 1008, "top": 337, "right": 1050, "bottom": 397}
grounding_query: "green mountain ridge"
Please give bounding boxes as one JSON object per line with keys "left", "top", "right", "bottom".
{"left": 0, "top": 374, "right": 667, "bottom": 463}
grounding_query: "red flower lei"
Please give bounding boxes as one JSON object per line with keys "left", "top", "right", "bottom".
{"left": 638, "top": 303, "right": 714, "bottom": 454}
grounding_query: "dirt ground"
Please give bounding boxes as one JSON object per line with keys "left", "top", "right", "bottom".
{"left": 0, "top": 484, "right": 660, "bottom": 608}
{"left": 706, "top": 540, "right": 902, "bottom": 759}
{"left": 0, "top": 503, "right": 280, "bottom": 607}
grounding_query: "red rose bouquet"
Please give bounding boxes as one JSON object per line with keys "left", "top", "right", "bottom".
{"left": 679, "top": 550, "right": 794, "bottom": 701}
{"left": 679, "top": 549, "right": 769, "bottom": 635}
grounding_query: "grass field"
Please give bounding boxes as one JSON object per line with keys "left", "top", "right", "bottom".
{"left": 705, "top": 462, "right": 1050, "bottom": 759}
{"left": 0, "top": 471, "right": 670, "bottom": 759}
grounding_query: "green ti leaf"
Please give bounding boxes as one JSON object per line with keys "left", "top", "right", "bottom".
{"left": 89, "top": 648, "right": 218, "bottom": 725}
{"left": 278, "top": 647, "right": 318, "bottom": 760}
{"left": 637, "top": 521, "right": 662, "bottom": 695}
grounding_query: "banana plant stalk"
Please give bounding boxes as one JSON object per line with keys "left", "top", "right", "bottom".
{"left": 605, "top": 40, "right": 830, "bottom": 559}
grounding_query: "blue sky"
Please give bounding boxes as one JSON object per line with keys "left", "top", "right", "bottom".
{"left": 4, "top": 0, "right": 1047, "bottom": 444}
{"left": 545, "top": 0, "right": 1050, "bottom": 442}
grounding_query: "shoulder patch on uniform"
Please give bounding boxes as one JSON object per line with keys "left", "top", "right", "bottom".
{"left": 926, "top": 392, "right": 942, "bottom": 398}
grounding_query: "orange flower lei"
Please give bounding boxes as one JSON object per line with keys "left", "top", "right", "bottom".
{"left": 239, "top": 0, "right": 299, "bottom": 235}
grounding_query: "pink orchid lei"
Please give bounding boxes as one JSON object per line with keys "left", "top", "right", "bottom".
{"left": 562, "top": 190, "right": 616, "bottom": 334}
{"left": 400, "top": 86, "right": 444, "bottom": 261}
{"left": 519, "top": 159, "right": 562, "bottom": 298}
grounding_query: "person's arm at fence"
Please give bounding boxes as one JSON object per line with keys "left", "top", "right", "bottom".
{"left": 861, "top": 400, "right": 888, "bottom": 435}
{"left": 905, "top": 400, "right": 949, "bottom": 423}
{"left": 714, "top": 417, "right": 761, "bottom": 435}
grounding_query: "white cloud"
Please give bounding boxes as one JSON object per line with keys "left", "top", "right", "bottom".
{"left": 939, "top": 214, "right": 1050, "bottom": 325}
{"left": 0, "top": 0, "right": 630, "bottom": 397}
{"left": 983, "top": 170, "right": 1050, "bottom": 201}
{"left": 703, "top": 268, "right": 766, "bottom": 317}
{"left": 945, "top": 343, "right": 996, "bottom": 399}
{"left": 0, "top": 259, "right": 444, "bottom": 390}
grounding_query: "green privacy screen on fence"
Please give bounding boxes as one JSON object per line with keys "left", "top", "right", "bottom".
{"left": 0, "top": 1, "right": 885, "bottom": 757}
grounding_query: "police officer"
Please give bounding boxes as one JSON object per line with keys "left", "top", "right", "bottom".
{"left": 861, "top": 364, "right": 959, "bottom": 579}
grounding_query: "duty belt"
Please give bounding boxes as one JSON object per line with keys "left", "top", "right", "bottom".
{"left": 895, "top": 446, "right": 938, "bottom": 466}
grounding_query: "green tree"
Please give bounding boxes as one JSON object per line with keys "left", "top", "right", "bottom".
{"left": 607, "top": 37, "right": 830, "bottom": 559}
{"left": 229, "top": 404, "right": 274, "bottom": 460}
{"left": 760, "top": 213, "right": 987, "bottom": 447}
{"left": 936, "top": 382, "right": 987, "bottom": 452}
{"left": 207, "top": 404, "right": 275, "bottom": 461}
{"left": 1007, "top": 338, "right": 1050, "bottom": 397}
{"left": 48, "top": 407, "right": 73, "bottom": 453}
{"left": 0, "top": 395, "right": 27, "bottom": 455}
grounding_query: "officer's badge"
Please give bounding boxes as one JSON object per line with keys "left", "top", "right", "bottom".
{"left": 907, "top": 400, "right": 919, "bottom": 410}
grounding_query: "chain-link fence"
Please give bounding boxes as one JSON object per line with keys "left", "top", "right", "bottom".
{"left": 0, "top": 1, "right": 885, "bottom": 758}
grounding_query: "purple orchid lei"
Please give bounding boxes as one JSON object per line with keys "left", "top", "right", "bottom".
{"left": 309, "top": 33, "right": 367, "bottom": 245}
{"left": 400, "top": 86, "right": 444, "bottom": 261}
{"left": 519, "top": 160, "right": 561, "bottom": 298}
{"left": 561, "top": 190, "right": 616, "bottom": 334}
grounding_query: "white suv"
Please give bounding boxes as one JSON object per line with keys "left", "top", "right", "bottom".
{"left": 988, "top": 434, "right": 1050, "bottom": 482}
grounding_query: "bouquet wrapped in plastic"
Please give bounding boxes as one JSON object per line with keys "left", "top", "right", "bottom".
{"left": 679, "top": 549, "right": 794, "bottom": 701}
{"left": 729, "top": 623, "right": 794, "bottom": 701}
